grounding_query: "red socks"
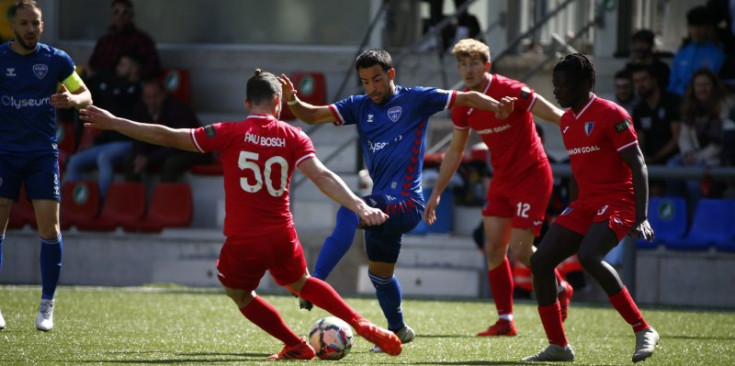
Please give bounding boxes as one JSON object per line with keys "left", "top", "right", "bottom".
{"left": 300, "top": 277, "right": 362, "bottom": 328}
{"left": 538, "top": 302, "right": 568, "bottom": 346}
{"left": 488, "top": 258, "right": 513, "bottom": 316}
{"left": 609, "top": 287, "right": 649, "bottom": 332}
{"left": 240, "top": 296, "right": 301, "bottom": 346}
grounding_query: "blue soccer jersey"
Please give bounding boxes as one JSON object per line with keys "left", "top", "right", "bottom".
{"left": 0, "top": 42, "right": 76, "bottom": 153}
{"left": 329, "top": 86, "right": 456, "bottom": 200}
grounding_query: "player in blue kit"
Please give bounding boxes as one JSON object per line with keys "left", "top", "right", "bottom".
{"left": 0, "top": 0, "right": 92, "bottom": 331}
{"left": 279, "top": 49, "right": 514, "bottom": 352}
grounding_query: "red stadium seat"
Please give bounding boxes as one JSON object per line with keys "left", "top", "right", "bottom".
{"left": 76, "top": 182, "right": 146, "bottom": 231}
{"left": 280, "top": 72, "right": 326, "bottom": 121}
{"left": 161, "top": 68, "right": 191, "bottom": 106}
{"left": 60, "top": 180, "right": 101, "bottom": 230}
{"left": 123, "top": 183, "right": 193, "bottom": 233}
{"left": 7, "top": 187, "right": 36, "bottom": 230}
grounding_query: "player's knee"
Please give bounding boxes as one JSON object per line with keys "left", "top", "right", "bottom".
{"left": 509, "top": 241, "right": 533, "bottom": 264}
{"left": 576, "top": 249, "right": 601, "bottom": 271}
{"left": 529, "top": 251, "right": 551, "bottom": 275}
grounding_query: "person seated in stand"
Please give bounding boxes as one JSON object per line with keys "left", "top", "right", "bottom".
{"left": 123, "top": 80, "right": 211, "bottom": 182}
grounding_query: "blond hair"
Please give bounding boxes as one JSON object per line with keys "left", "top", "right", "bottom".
{"left": 451, "top": 39, "right": 491, "bottom": 63}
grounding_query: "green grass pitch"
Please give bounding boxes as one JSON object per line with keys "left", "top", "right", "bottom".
{"left": 0, "top": 285, "right": 733, "bottom": 365}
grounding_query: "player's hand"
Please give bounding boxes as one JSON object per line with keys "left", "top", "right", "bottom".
{"left": 423, "top": 193, "right": 441, "bottom": 225}
{"left": 359, "top": 206, "right": 389, "bottom": 226}
{"left": 79, "top": 105, "right": 117, "bottom": 130}
{"left": 278, "top": 74, "right": 297, "bottom": 103}
{"left": 495, "top": 96, "right": 516, "bottom": 120}
{"left": 631, "top": 219, "right": 654, "bottom": 242}
{"left": 50, "top": 85, "right": 74, "bottom": 109}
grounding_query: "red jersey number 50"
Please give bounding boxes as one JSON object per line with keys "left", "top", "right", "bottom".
{"left": 238, "top": 151, "right": 288, "bottom": 197}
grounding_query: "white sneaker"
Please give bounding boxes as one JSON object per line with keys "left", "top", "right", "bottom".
{"left": 0, "top": 307, "right": 6, "bottom": 330}
{"left": 369, "top": 325, "right": 415, "bottom": 353}
{"left": 522, "top": 344, "right": 575, "bottom": 362}
{"left": 36, "top": 299, "right": 54, "bottom": 332}
{"left": 632, "top": 327, "right": 659, "bottom": 362}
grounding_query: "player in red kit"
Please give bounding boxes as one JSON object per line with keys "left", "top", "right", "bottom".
{"left": 79, "top": 69, "right": 402, "bottom": 360}
{"left": 523, "top": 54, "right": 658, "bottom": 363}
{"left": 424, "top": 39, "right": 572, "bottom": 337}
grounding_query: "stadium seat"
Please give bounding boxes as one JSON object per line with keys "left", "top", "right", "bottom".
{"left": 60, "top": 180, "right": 101, "bottom": 230}
{"left": 76, "top": 182, "right": 146, "bottom": 231}
{"left": 161, "top": 68, "right": 191, "bottom": 106}
{"left": 280, "top": 72, "right": 326, "bottom": 121}
{"left": 636, "top": 197, "right": 687, "bottom": 249}
{"left": 714, "top": 201, "right": 735, "bottom": 252}
{"left": 7, "top": 187, "right": 36, "bottom": 230}
{"left": 123, "top": 183, "right": 193, "bottom": 233}
{"left": 665, "top": 199, "right": 734, "bottom": 251}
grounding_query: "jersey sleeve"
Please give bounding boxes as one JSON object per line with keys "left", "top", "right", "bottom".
{"left": 607, "top": 109, "right": 639, "bottom": 152}
{"left": 293, "top": 129, "right": 317, "bottom": 166}
{"left": 190, "top": 123, "right": 228, "bottom": 153}
{"left": 505, "top": 80, "right": 537, "bottom": 112}
{"left": 450, "top": 104, "right": 470, "bottom": 130}
{"left": 55, "top": 49, "right": 76, "bottom": 83}
{"left": 414, "top": 87, "right": 457, "bottom": 115}
{"left": 329, "top": 96, "right": 358, "bottom": 126}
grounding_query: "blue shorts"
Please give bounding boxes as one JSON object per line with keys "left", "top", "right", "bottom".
{"left": 0, "top": 152, "right": 61, "bottom": 202}
{"left": 363, "top": 194, "right": 424, "bottom": 263}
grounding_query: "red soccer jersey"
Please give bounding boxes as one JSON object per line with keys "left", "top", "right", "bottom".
{"left": 560, "top": 94, "right": 639, "bottom": 201}
{"left": 451, "top": 74, "right": 548, "bottom": 183}
{"left": 190, "top": 114, "right": 316, "bottom": 238}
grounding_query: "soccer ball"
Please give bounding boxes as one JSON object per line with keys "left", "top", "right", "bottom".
{"left": 308, "top": 316, "right": 354, "bottom": 360}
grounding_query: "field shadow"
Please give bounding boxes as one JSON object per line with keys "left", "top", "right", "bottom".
{"left": 79, "top": 352, "right": 269, "bottom": 364}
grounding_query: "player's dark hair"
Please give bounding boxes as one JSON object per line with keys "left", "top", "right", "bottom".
{"left": 553, "top": 53, "right": 596, "bottom": 91}
{"left": 631, "top": 29, "right": 655, "bottom": 47}
{"left": 355, "top": 49, "right": 393, "bottom": 72}
{"left": 7, "top": 0, "right": 41, "bottom": 20}
{"left": 246, "top": 68, "right": 281, "bottom": 105}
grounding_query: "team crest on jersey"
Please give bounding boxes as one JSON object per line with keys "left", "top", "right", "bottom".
{"left": 387, "top": 106, "right": 402, "bottom": 122}
{"left": 32, "top": 64, "right": 48, "bottom": 80}
{"left": 584, "top": 122, "right": 595, "bottom": 136}
{"left": 615, "top": 119, "right": 632, "bottom": 133}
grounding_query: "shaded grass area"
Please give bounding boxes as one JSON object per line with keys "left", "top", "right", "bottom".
{"left": 0, "top": 285, "right": 733, "bottom": 365}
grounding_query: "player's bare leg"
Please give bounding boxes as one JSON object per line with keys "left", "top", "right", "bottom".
{"left": 577, "top": 222, "right": 658, "bottom": 362}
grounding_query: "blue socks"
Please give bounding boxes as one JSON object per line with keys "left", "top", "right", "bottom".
{"left": 369, "top": 271, "right": 404, "bottom": 332}
{"left": 40, "top": 235, "right": 63, "bottom": 300}
{"left": 312, "top": 206, "right": 360, "bottom": 280}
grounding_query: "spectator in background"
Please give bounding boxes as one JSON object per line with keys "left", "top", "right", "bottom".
{"left": 668, "top": 6, "right": 725, "bottom": 96}
{"left": 63, "top": 130, "right": 132, "bottom": 200}
{"left": 630, "top": 64, "right": 682, "bottom": 195}
{"left": 667, "top": 69, "right": 731, "bottom": 204}
{"left": 627, "top": 29, "right": 670, "bottom": 89}
{"left": 86, "top": 0, "right": 161, "bottom": 80}
{"left": 611, "top": 68, "right": 638, "bottom": 114}
{"left": 124, "top": 80, "right": 210, "bottom": 182}
{"left": 86, "top": 54, "right": 142, "bottom": 119}
{"left": 706, "top": 0, "right": 735, "bottom": 83}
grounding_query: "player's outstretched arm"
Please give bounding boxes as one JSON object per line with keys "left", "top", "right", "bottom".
{"left": 79, "top": 105, "right": 199, "bottom": 152}
{"left": 50, "top": 83, "right": 92, "bottom": 110}
{"left": 278, "top": 74, "right": 335, "bottom": 125}
{"left": 620, "top": 144, "right": 654, "bottom": 241}
{"left": 298, "top": 157, "right": 388, "bottom": 226}
{"left": 454, "top": 91, "right": 516, "bottom": 120}
{"left": 425, "top": 128, "right": 470, "bottom": 225}
{"left": 531, "top": 94, "right": 564, "bottom": 126}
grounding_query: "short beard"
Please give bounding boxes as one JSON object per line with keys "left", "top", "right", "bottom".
{"left": 13, "top": 31, "right": 37, "bottom": 51}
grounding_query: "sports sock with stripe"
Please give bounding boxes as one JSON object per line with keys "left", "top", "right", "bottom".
{"left": 369, "top": 272, "right": 404, "bottom": 332}
{"left": 40, "top": 234, "right": 62, "bottom": 300}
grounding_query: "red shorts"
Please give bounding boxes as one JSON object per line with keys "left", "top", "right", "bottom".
{"left": 482, "top": 163, "right": 552, "bottom": 236}
{"left": 216, "top": 226, "right": 306, "bottom": 292}
{"left": 553, "top": 198, "right": 635, "bottom": 241}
